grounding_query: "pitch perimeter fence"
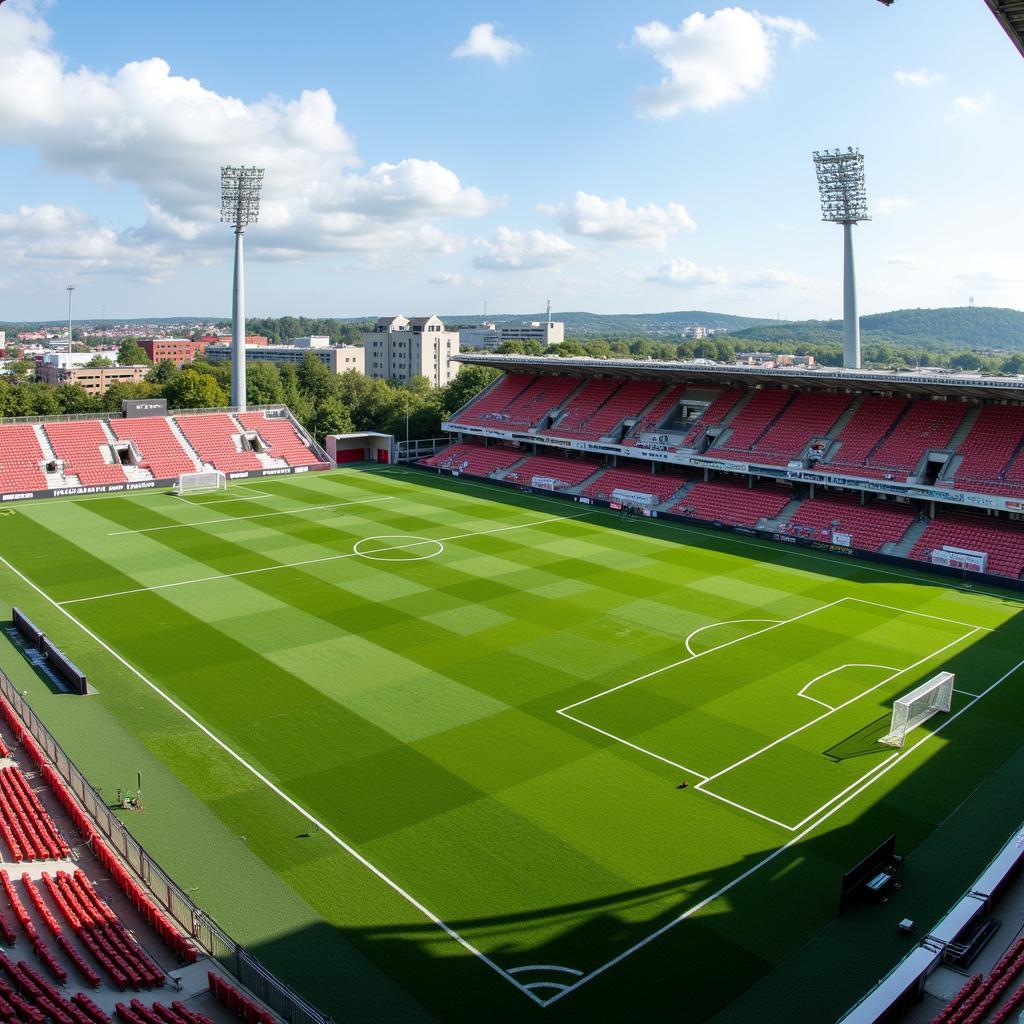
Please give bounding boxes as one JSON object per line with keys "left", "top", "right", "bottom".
{"left": 0, "top": 670, "right": 333, "bottom": 1024}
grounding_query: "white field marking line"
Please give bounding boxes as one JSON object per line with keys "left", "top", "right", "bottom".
{"left": 538, "top": 656, "right": 1024, "bottom": 1008}
{"left": 851, "top": 598, "right": 994, "bottom": 633}
{"left": 524, "top": 983, "right": 571, "bottom": 994}
{"left": 696, "top": 626, "right": 980, "bottom": 791}
{"left": 796, "top": 664, "right": 898, "bottom": 711}
{"left": 683, "top": 619, "right": 780, "bottom": 657}
{"left": 507, "top": 965, "right": 583, "bottom": 977}
{"left": 0, "top": 551, "right": 547, "bottom": 1009}
{"left": 173, "top": 490, "right": 273, "bottom": 505}
{"left": 108, "top": 496, "right": 394, "bottom": 536}
{"left": 691, "top": 789, "right": 794, "bottom": 831}
{"left": 352, "top": 536, "right": 444, "bottom": 562}
{"left": 403, "top": 469, "right": 1024, "bottom": 603}
{"left": 61, "top": 511, "right": 595, "bottom": 605}
{"left": 557, "top": 599, "right": 848, "bottom": 716}
{"left": 555, "top": 711, "right": 710, "bottom": 781}
{"left": 955, "top": 688, "right": 983, "bottom": 698}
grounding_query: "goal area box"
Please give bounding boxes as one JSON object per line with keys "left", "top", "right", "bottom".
{"left": 173, "top": 471, "right": 227, "bottom": 496}
{"left": 880, "top": 671, "right": 954, "bottom": 748}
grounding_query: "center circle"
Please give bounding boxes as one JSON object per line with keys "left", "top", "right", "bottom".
{"left": 352, "top": 534, "right": 445, "bottom": 562}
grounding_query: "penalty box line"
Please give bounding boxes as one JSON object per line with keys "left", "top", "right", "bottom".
{"left": 696, "top": 624, "right": 981, "bottom": 832}
{"left": 538, "top": 655, "right": 1024, "bottom": 1008}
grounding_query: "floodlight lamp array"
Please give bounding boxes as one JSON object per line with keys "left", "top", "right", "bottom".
{"left": 220, "top": 165, "right": 265, "bottom": 230}
{"left": 813, "top": 148, "right": 869, "bottom": 224}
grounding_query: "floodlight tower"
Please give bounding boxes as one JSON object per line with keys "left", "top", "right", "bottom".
{"left": 65, "top": 285, "right": 75, "bottom": 355}
{"left": 220, "top": 165, "right": 264, "bottom": 411}
{"left": 813, "top": 148, "right": 870, "bottom": 369}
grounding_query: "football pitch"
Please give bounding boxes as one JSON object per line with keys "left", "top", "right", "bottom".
{"left": 0, "top": 467, "right": 1022, "bottom": 1023}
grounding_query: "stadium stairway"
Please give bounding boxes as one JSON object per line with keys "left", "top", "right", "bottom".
{"left": 687, "top": 388, "right": 756, "bottom": 450}
{"left": 164, "top": 419, "right": 206, "bottom": 471}
{"left": 889, "top": 517, "right": 932, "bottom": 559}
{"left": 759, "top": 496, "right": 804, "bottom": 533}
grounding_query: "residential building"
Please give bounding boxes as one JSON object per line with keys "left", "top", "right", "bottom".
{"left": 38, "top": 363, "right": 149, "bottom": 395}
{"left": 204, "top": 343, "right": 364, "bottom": 374}
{"left": 139, "top": 337, "right": 209, "bottom": 367}
{"left": 459, "top": 319, "right": 564, "bottom": 350}
{"left": 362, "top": 315, "right": 460, "bottom": 386}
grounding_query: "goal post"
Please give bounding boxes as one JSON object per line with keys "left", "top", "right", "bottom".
{"left": 880, "top": 671, "right": 954, "bottom": 748}
{"left": 173, "top": 470, "right": 227, "bottom": 496}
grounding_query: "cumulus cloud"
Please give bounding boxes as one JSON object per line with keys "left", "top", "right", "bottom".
{"left": 954, "top": 264, "right": 1020, "bottom": 287}
{"left": 540, "top": 191, "right": 695, "bottom": 248}
{"left": 874, "top": 195, "right": 913, "bottom": 216}
{"left": 0, "top": 203, "right": 180, "bottom": 283}
{"left": 952, "top": 91, "right": 993, "bottom": 114}
{"left": 894, "top": 68, "right": 942, "bottom": 87}
{"left": 645, "top": 257, "right": 728, "bottom": 287}
{"left": 632, "top": 7, "right": 816, "bottom": 118}
{"left": 0, "top": 1, "right": 499, "bottom": 280}
{"left": 451, "top": 23, "right": 526, "bottom": 64}
{"left": 472, "top": 226, "right": 575, "bottom": 271}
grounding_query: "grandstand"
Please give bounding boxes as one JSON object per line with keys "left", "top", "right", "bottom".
{"left": 427, "top": 354, "right": 1024, "bottom": 583}
{"left": 0, "top": 408, "right": 327, "bottom": 498}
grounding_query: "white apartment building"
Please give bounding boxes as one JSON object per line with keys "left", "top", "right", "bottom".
{"left": 362, "top": 315, "right": 460, "bottom": 387}
{"left": 459, "top": 319, "right": 564, "bottom": 350}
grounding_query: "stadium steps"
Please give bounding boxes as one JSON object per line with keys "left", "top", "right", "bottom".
{"left": 704, "top": 388, "right": 762, "bottom": 449}
{"left": 889, "top": 518, "right": 931, "bottom": 558}
{"left": 33, "top": 425, "right": 67, "bottom": 488}
{"left": 623, "top": 383, "right": 675, "bottom": 439}
{"left": 937, "top": 453, "right": 964, "bottom": 486}
{"left": 564, "top": 465, "right": 608, "bottom": 494}
{"left": 540, "top": 378, "right": 592, "bottom": 429}
{"left": 492, "top": 455, "right": 531, "bottom": 481}
{"left": 166, "top": 417, "right": 208, "bottom": 470}
{"left": 946, "top": 404, "right": 982, "bottom": 452}
{"left": 824, "top": 394, "right": 863, "bottom": 439}
{"left": 655, "top": 479, "right": 696, "bottom": 511}
{"left": 762, "top": 497, "right": 804, "bottom": 531}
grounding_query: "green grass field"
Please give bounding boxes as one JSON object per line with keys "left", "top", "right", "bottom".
{"left": 0, "top": 466, "right": 1022, "bottom": 1023}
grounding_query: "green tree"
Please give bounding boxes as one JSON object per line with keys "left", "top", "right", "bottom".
{"left": 53, "top": 384, "right": 101, "bottom": 414}
{"left": 246, "top": 361, "right": 284, "bottom": 406}
{"left": 306, "top": 398, "right": 354, "bottom": 444}
{"left": 441, "top": 364, "right": 498, "bottom": 418}
{"left": 117, "top": 340, "right": 151, "bottom": 366}
{"left": 296, "top": 352, "right": 334, "bottom": 404}
{"left": 163, "top": 368, "right": 228, "bottom": 409}
{"left": 146, "top": 359, "right": 180, "bottom": 385}
{"left": 101, "top": 381, "right": 162, "bottom": 413}
{"left": 86, "top": 355, "right": 114, "bottom": 368}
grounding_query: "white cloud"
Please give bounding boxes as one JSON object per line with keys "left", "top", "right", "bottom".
{"left": 632, "top": 8, "right": 816, "bottom": 118}
{"left": 887, "top": 254, "right": 926, "bottom": 268}
{"left": 0, "top": 1, "right": 499, "bottom": 277}
{"left": 737, "top": 268, "right": 810, "bottom": 289}
{"left": 540, "top": 191, "right": 695, "bottom": 248}
{"left": 894, "top": 68, "right": 942, "bottom": 87}
{"left": 952, "top": 91, "right": 993, "bottom": 114}
{"left": 874, "top": 195, "right": 913, "bottom": 216}
{"left": 645, "top": 257, "right": 728, "bottom": 287}
{"left": 0, "top": 203, "right": 180, "bottom": 283}
{"left": 429, "top": 271, "right": 482, "bottom": 288}
{"left": 954, "top": 264, "right": 1020, "bottom": 287}
{"left": 451, "top": 23, "right": 526, "bottom": 65}
{"left": 472, "top": 226, "right": 575, "bottom": 271}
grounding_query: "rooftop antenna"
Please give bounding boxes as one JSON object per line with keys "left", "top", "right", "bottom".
{"left": 813, "top": 147, "right": 870, "bottom": 369}
{"left": 220, "top": 165, "right": 265, "bottom": 411}
{"left": 65, "top": 285, "right": 75, "bottom": 355}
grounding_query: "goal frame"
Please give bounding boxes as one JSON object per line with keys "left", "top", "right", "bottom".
{"left": 173, "top": 470, "right": 228, "bottom": 496}
{"left": 880, "top": 671, "right": 954, "bottom": 748}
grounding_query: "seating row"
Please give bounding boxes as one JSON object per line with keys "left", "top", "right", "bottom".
{"left": 781, "top": 494, "right": 915, "bottom": 552}
{"left": 910, "top": 512, "right": 1024, "bottom": 579}
{"left": 44, "top": 422, "right": 128, "bottom": 487}
{"left": 670, "top": 481, "right": 791, "bottom": 528}
{"left": 237, "top": 414, "right": 326, "bottom": 468}
{"left": 503, "top": 456, "right": 601, "bottom": 490}
{"left": 109, "top": 420, "right": 196, "bottom": 480}
{"left": 419, "top": 444, "right": 522, "bottom": 477}
{"left": 932, "top": 932, "right": 1024, "bottom": 1023}
{"left": 0, "top": 767, "right": 70, "bottom": 862}
{"left": 0, "top": 425, "right": 48, "bottom": 492}
{"left": 582, "top": 467, "right": 689, "bottom": 503}
{"left": 173, "top": 415, "right": 262, "bottom": 474}
{"left": 207, "top": 973, "right": 276, "bottom": 1024}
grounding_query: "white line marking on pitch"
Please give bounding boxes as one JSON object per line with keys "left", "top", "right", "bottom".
{"left": 108, "top": 496, "right": 394, "bottom": 535}
{"left": 796, "top": 664, "right": 898, "bottom": 711}
{"left": 507, "top": 965, "right": 583, "bottom": 977}
{"left": 0, "top": 550, "right": 548, "bottom": 1008}
{"left": 537, "top": 657, "right": 1024, "bottom": 1007}
{"left": 63, "top": 511, "right": 594, "bottom": 605}
{"left": 683, "top": 619, "right": 780, "bottom": 657}
{"left": 954, "top": 688, "right": 982, "bottom": 698}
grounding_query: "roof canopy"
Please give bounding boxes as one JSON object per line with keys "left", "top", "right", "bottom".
{"left": 454, "top": 353, "right": 1024, "bottom": 400}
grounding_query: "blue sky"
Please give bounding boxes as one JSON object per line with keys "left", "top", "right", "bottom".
{"left": 0, "top": 0, "right": 1021, "bottom": 322}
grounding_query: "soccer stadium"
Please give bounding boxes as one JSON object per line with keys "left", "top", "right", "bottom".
{"left": 0, "top": 2, "right": 1023, "bottom": 1024}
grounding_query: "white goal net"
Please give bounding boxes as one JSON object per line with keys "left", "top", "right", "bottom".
{"left": 880, "top": 671, "right": 954, "bottom": 748}
{"left": 174, "top": 470, "right": 227, "bottom": 495}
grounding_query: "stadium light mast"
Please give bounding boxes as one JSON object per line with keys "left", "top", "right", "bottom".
{"left": 220, "top": 165, "right": 264, "bottom": 412}
{"left": 813, "top": 148, "right": 870, "bottom": 369}
{"left": 65, "top": 285, "right": 75, "bottom": 355}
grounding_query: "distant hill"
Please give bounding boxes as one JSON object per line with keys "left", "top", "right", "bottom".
{"left": 732, "top": 307, "right": 1024, "bottom": 352}
{"left": 441, "top": 310, "right": 772, "bottom": 336}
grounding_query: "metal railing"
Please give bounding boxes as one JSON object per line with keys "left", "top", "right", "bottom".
{"left": 0, "top": 670, "right": 333, "bottom": 1024}
{"left": 395, "top": 437, "right": 448, "bottom": 462}
{"left": 0, "top": 404, "right": 291, "bottom": 427}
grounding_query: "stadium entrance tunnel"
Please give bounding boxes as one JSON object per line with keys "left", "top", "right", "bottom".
{"left": 352, "top": 535, "right": 445, "bottom": 561}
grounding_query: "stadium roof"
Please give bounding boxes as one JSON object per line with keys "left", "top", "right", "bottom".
{"left": 454, "top": 353, "right": 1024, "bottom": 400}
{"left": 985, "top": 0, "right": 1024, "bottom": 57}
